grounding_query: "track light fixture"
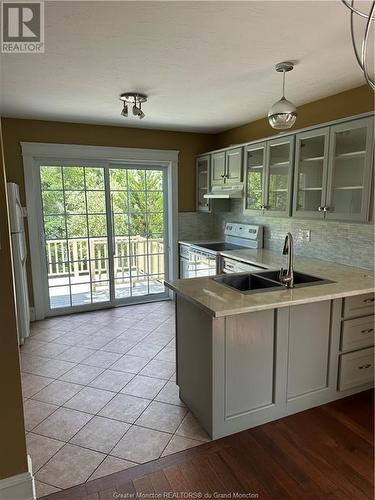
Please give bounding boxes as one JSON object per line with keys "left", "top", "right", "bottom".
{"left": 120, "top": 93, "right": 147, "bottom": 119}
{"left": 268, "top": 62, "right": 297, "bottom": 130}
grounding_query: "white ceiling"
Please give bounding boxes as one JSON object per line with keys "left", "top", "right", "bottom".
{"left": 0, "top": 1, "right": 371, "bottom": 133}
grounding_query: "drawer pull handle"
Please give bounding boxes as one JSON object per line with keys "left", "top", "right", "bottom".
{"left": 358, "top": 363, "right": 372, "bottom": 370}
{"left": 360, "top": 328, "right": 374, "bottom": 334}
{"left": 363, "top": 298, "right": 375, "bottom": 303}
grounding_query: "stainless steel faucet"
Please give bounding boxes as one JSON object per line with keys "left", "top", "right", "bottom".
{"left": 279, "top": 232, "right": 294, "bottom": 288}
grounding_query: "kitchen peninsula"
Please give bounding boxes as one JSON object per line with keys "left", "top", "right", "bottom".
{"left": 165, "top": 250, "right": 374, "bottom": 439}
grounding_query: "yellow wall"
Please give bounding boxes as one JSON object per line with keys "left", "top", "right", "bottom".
{"left": 215, "top": 85, "right": 374, "bottom": 148}
{"left": 0, "top": 120, "right": 28, "bottom": 479}
{"left": 1, "top": 118, "right": 216, "bottom": 212}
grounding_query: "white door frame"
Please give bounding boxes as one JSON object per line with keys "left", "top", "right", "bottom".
{"left": 21, "top": 142, "right": 179, "bottom": 320}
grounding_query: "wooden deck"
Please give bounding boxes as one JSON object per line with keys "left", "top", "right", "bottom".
{"left": 42, "top": 389, "right": 374, "bottom": 499}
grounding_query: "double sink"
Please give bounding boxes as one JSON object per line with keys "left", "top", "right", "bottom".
{"left": 213, "top": 270, "right": 333, "bottom": 294}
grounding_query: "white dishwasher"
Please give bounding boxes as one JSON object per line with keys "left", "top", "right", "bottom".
{"left": 221, "top": 256, "right": 267, "bottom": 274}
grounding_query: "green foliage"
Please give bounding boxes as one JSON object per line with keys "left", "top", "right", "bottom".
{"left": 40, "top": 166, "right": 164, "bottom": 241}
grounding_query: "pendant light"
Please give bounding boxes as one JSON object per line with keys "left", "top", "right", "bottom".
{"left": 268, "top": 62, "right": 297, "bottom": 130}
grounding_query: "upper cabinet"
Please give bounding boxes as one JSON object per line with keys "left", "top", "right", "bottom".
{"left": 211, "top": 147, "right": 243, "bottom": 186}
{"left": 293, "top": 117, "right": 374, "bottom": 222}
{"left": 244, "top": 136, "right": 294, "bottom": 217}
{"left": 196, "top": 154, "right": 211, "bottom": 213}
{"left": 293, "top": 127, "right": 330, "bottom": 218}
{"left": 325, "top": 117, "right": 374, "bottom": 222}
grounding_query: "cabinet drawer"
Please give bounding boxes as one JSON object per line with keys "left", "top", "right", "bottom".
{"left": 338, "top": 347, "right": 374, "bottom": 391}
{"left": 179, "top": 244, "right": 190, "bottom": 258}
{"left": 343, "top": 293, "right": 374, "bottom": 318}
{"left": 341, "top": 315, "right": 375, "bottom": 351}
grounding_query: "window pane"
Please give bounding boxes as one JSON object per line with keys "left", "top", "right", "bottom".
{"left": 90, "top": 259, "right": 109, "bottom": 282}
{"left": 63, "top": 167, "right": 85, "bottom": 189}
{"left": 71, "top": 283, "right": 91, "bottom": 306}
{"left": 128, "top": 170, "right": 146, "bottom": 190}
{"left": 92, "top": 281, "right": 110, "bottom": 303}
{"left": 147, "top": 236, "right": 164, "bottom": 254}
{"left": 148, "top": 213, "right": 163, "bottom": 235}
{"left": 148, "top": 253, "right": 164, "bottom": 275}
{"left": 115, "top": 278, "right": 131, "bottom": 299}
{"left": 44, "top": 216, "right": 66, "bottom": 240}
{"left": 85, "top": 168, "right": 104, "bottom": 190}
{"left": 68, "top": 239, "right": 89, "bottom": 262}
{"left": 42, "top": 191, "right": 64, "bottom": 215}
{"left": 147, "top": 191, "right": 163, "bottom": 212}
{"left": 67, "top": 215, "right": 88, "bottom": 238}
{"left": 129, "top": 191, "right": 146, "bottom": 212}
{"left": 110, "top": 169, "right": 128, "bottom": 190}
{"left": 88, "top": 215, "right": 107, "bottom": 237}
{"left": 114, "top": 215, "right": 129, "bottom": 236}
{"left": 115, "top": 237, "right": 129, "bottom": 257}
{"left": 65, "top": 191, "right": 86, "bottom": 214}
{"left": 146, "top": 170, "right": 163, "bottom": 190}
{"left": 87, "top": 191, "right": 106, "bottom": 213}
{"left": 112, "top": 192, "right": 128, "bottom": 213}
{"left": 149, "top": 274, "right": 165, "bottom": 294}
{"left": 90, "top": 240, "right": 108, "bottom": 260}
{"left": 114, "top": 256, "right": 130, "bottom": 277}
{"left": 49, "top": 285, "right": 70, "bottom": 309}
{"left": 129, "top": 214, "right": 147, "bottom": 236}
{"left": 40, "top": 166, "right": 63, "bottom": 190}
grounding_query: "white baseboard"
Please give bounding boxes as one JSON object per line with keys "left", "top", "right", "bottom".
{"left": 0, "top": 455, "right": 36, "bottom": 500}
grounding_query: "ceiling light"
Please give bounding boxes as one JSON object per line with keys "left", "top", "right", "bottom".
{"left": 268, "top": 62, "right": 297, "bottom": 130}
{"left": 121, "top": 103, "right": 128, "bottom": 117}
{"left": 120, "top": 93, "right": 148, "bottom": 119}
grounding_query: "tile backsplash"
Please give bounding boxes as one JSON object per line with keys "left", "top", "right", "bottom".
{"left": 179, "top": 200, "right": 374, "bottom": 270}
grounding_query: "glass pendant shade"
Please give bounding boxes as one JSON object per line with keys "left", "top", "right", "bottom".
{"left": 268, "top": 97, "right": 297, "bottom": 130}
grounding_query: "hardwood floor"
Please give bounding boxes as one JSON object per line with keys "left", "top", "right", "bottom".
{"left": 42, "top": 390, "right": 374, "bottom": 500}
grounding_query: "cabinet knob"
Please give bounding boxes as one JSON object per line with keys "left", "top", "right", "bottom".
{"left": 323, "top": 206, "right": 330, "bottom": 212}
{"left": 364, "top": 298, "right": 375, "bottom": 303}
{"left": 361, "top": 328, "right": 374, "bottom": 334}
{"left": 358, "top": 363, "right": 372, "bottom": 370}
{"left": 317, "top": 206, "right": 324, "bottom": 212}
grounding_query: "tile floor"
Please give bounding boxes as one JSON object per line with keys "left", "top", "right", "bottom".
{"left": 20, "top": 301, "right": 210, "bottom": 498}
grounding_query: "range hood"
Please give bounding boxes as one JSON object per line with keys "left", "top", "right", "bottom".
{"left": 204, "top": 184, "right": 244, "bottom": 199}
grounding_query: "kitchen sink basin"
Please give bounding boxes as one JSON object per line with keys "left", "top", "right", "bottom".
{"left": 213, "top": 273, "right": 284, "bottom": 293}
{"left": 212, "top": 270, "right": 334, "bottom": 294}
{"left": 255, "top": 270, "right": 333, "bottom": 287}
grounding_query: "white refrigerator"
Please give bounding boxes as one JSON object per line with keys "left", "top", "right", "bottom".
{"left": 7, "top": 182, "right": 30, "bottom": 344}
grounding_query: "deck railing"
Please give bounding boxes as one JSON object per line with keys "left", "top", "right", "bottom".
{"left": 46, "top": 236, "right": 164, "bottom": 280}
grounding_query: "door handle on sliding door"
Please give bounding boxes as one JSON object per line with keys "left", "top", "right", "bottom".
{"left": 110, "top": 195, "right": 116, "bottom": 255}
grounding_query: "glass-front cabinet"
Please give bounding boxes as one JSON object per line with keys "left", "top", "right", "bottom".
{"left": 293, "top": 127, "right": 330, "bottom": 218}
{"left": 325, "top": 117, "right": 374, "bottom": 221}
{"left": 196, "top": 154, "right": 211, "bottom": 212}
{"left": 244, "top": 136, "right": 294, "bottom": 216}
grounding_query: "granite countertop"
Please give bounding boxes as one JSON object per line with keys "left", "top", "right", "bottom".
{"left": 166, "top": 249, "right": 374, "bottom": 317}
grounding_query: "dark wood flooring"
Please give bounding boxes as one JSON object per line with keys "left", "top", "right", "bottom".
{"left": 43, "top": 390, "right": 374, "bottom": 500}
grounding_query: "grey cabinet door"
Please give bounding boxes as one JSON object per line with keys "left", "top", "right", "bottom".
{"left": 292, "top": 127, "right": 330, "bottom": 219}
{"left": 287, "top": 301, "right": 331, "bottom": 401}
{"left": 243, "top": 141, "right": 267, "bottom": 213}
{"left": 226, "top": 147, "right": 243, "bottom": 184}
{"left": 196, "top": 155, "right": 211, "bottom": 213}
{"left": 211, "top": 151, "right": 226, "bottom": 186}
{"left": 264, "top": 135, "right": 295, "bottom": 217}
{"left": 325, "top": 116, "right": 374, "bottom": 222}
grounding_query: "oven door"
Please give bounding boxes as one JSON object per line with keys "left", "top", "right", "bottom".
{"left": 189, "top": 248, "right": 218, "bottom": 277}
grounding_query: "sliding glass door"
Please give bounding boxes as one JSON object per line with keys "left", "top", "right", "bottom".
{"left": 39, "top": 163, "right": 169, "bottom": 313}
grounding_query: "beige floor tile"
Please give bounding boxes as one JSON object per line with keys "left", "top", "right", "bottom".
{"left": 36, "top": 444, "right": 105, "bottom": 490}
{"left": 89, "top": 456, "right": 137, "bottom": 481}
{"left": 33, "top": 407, "right": 93, "bottom": 441}
{"left": 99, "top": 393, "right": 150, "bottom": 423}
{"left": 24, "top": 399, "right": 58, "bottom": 431}
{"left": 59, "top": 364, "right": 104, "bottom": 384}
{"left": 26, "top": 432, "right": 64, "bottom": 472}
{"left": 64, "top": 387, "right": 115, "bottom": 414}
{"left": 89, "top": 369, "right": 134, "bottom": 392}
{"left": 82, "top": 350, "right": 122, "bottom": 368}
{"left": 22, "top": 355, "right": 76, "bottom": 378}
{"left": 53, "top": 332, "right": 90, "bottom": 346}
{"left": 55, "top": 346, "right": 95, "bottom": 363}
{"left": 121, "top": 375, "right": 166, "bottom": 399}
{"left": 154, "top": 347, "right": 175, "bottom": 363}
{"left": 155, "top": 381, "right": 185, "bottom": 407}
{"left": 32, "top": 380, "right": 83, "bottom": 405}
{"left": 139, "top": 359, "right": 175, "bottom": 380}
{"left": 161, "top": 435, "right": 202, "bottom": 456}
{"left": 20, "top": 339, "right": 48, "bottom": 355}
{"left": 126, "top": 342, "right": 162, "bottom": 360}
{"left": 111, "top": 425, "right": 171, "bottom": 463}
{"left": 136, "top": 401, "right": 187, "bottom": 433}
{"left": 75, "top": 334, "right": 114, "bottom": 350}
{"left": 21, "top": 373, "right": 54, "bottom": 398}
{"left": 35, "top": 480, "right": 61, "bottom": 498}
{"left": 175, "top": 412, "right": 210, "bottom": 442}
{"left": 34, "top": 342, "right": 70, "bottom": 359}
{"left": 70, "top": 416, "right": 129, "bottom": 453}
{"left": 100, "top": 337, "right": 138, "bottom": 354}
{"left": 111, "top": 354, "right": 149, "bottom": 374}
